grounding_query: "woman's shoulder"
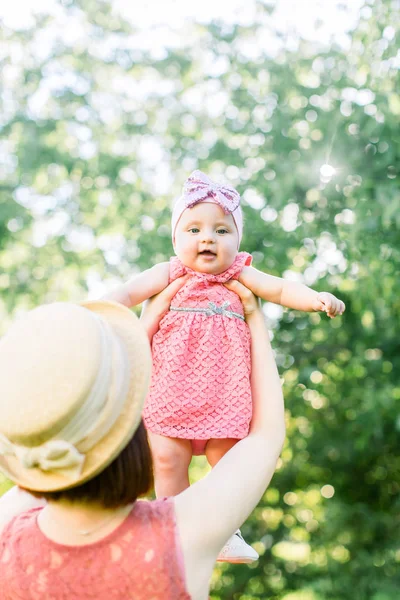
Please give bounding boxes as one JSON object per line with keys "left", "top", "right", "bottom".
{"left": 133, "top": 498, "right": 175, "bottom": 522}
{"left": 0, "top": 487, "right": 45, "bottom": 537}
{"left": 0, "top": 506, "right": 42, "bottom": 542}
{"left": 128, "top": 499, "right": 179, "bottom": 549}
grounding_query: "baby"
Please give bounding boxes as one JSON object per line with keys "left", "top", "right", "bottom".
{"left": 104, "top": 170, "right": 345, "bottom": 562}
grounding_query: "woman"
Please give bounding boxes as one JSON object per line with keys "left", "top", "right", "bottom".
{"left": 0, "top": 279, "right": 285, "bottom": 600}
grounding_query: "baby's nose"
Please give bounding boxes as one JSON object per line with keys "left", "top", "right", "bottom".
{"left": 201, "top": 230, "right": 216, "bottom": 243}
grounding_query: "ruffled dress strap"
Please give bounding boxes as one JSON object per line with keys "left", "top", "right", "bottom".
{"left": 169, "top": 256, "right": 187, "bottom": 283}
{"left": 204, "top": 251, "right": 253, "bottom": 283}
{"left": 225, "top": 251, "right": 252, "bottom": 280}
{"left": 168, "top": 252, "right": 252, "bottom": 284}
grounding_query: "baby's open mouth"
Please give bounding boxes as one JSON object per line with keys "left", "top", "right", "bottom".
{"left": 199, "top": 250, "right": 216, "bottom": 256}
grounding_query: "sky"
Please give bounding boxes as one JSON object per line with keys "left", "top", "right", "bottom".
{"left": 1, "top": 0, "right": 365, "bottom": 46}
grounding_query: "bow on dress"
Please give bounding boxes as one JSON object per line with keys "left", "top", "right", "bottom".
{"left": 183, "top": 170, "right": 240, "bottom": 214}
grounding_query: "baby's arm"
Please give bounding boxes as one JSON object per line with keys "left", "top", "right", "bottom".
{"left": 101, "top": 262, "right": 170, "bottom": 308}
{"left": 239, "top": 266, "right": 345, "bottom": 318}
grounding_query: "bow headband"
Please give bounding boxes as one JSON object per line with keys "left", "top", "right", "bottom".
{"left": 183, "top": 170, "right": 240, "bottom": 213}
{"left": 171, "top": 170, "right": 243, "bottom": 245}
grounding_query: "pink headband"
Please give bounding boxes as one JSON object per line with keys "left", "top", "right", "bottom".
{"left": 171, "top": 170, "right": 243, "bottom": 245}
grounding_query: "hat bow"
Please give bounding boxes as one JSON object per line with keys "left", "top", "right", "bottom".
{"left": 0, "top": 434, "right": 85, "bottom": 477}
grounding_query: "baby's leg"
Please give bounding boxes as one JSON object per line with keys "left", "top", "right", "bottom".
{"left": 147, "top": 431, "right": 192, "bottom": 498}
{"left": 205, "top": 438, "right": 239, "bottom": 468}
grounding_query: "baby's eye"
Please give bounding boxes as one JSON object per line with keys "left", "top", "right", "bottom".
{"left": 216, "top": 228, "right": 229, "bottom": 234}
{"left": 188, "top": 227, "right": 200, "bottom": 233}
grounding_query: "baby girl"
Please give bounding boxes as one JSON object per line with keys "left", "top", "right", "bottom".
{"left": 104, "top": 170, "right": 345, "bottom": 562}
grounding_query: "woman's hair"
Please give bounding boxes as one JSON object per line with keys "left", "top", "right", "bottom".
{"left": 24, "top": 421, "right": 153, "bottom": 508}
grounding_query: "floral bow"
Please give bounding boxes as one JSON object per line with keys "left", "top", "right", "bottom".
{"left": 183, "top": 170, "right": 240, "bottom": 214}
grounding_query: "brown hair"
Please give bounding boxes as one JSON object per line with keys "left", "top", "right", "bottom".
{"left": 25, "top": 421, "right": 153, "bottom": 508}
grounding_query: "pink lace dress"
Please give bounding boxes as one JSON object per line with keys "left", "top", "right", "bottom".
{"left": 0, "top": 499, "right": 190, "bottom": 600}
{"left": 143, "top": 252, "right": 253, "bottom": 441}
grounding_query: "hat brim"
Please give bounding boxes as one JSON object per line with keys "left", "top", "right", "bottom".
{"left": 0, "top": 301, "right": 152, "bottom": 492}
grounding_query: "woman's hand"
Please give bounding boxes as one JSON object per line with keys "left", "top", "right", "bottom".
{"left": 224, "top": 280, "right": 260, "bottom": 319}
{"left": 140, "top": 275, "right": 189, "bottom": 341}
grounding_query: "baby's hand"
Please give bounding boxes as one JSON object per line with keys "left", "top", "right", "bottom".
{"left": 315, "top": 292, "right": 345, "bottom": 318}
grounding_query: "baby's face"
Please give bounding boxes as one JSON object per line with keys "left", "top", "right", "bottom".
{"left": 174, "top": 202, "right": 238, "bottom": 274}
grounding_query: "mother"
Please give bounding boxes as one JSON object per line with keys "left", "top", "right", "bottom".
{"left": 0, "top": 279, "right": 285, "bottom": 600}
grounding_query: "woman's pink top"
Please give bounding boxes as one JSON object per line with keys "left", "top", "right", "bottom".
{"left": 0, "top": 499, "right": 191, "bottom": 600}
{"left": 143, "top": 252, "right": 253, "bottom": 440}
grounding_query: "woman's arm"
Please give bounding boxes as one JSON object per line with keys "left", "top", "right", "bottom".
{"left": 239, "top": 265, "right": 345, "bottom": 317}
{"left": 174, "top": 282, "right": 285, "bottom": 584}
{"left": 101, "top": 262, "right": 170, "bottom": 308}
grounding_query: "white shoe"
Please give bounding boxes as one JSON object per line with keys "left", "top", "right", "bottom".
{"left": 217, "top": 530, "right": 259, "bottom": 564}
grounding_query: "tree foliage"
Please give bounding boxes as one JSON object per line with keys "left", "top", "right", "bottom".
{"left": 0, "top": 0, "right": 399, "bottom": 597}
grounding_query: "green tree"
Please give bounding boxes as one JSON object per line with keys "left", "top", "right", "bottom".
{"left": 0, "top": 0, "right": 399, "bottom": 597}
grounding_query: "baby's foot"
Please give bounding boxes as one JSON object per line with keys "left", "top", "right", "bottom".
{"left": 217, "top": 529, "right": 259, "bottom": 564}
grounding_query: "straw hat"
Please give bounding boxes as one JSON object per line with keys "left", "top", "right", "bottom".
{"left": 0, "top": 301, "right": 151, "bottom": 492}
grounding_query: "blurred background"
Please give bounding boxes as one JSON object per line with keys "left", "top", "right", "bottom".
{"left": 0, "top": 0, "right": 399, "bottom": 598}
